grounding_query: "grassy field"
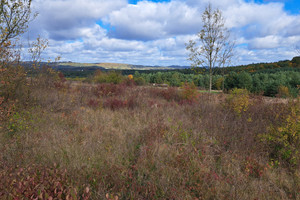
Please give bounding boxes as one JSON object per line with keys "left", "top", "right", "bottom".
{"left": 0, "top": 79, "right": 299, "bottom": 199}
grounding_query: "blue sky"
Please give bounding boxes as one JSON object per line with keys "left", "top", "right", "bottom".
{"left": 26, "top": 0, "right": 300, "bottom": 66}
{"left": 250, "top": 0, "right": 300, "bottom": 14}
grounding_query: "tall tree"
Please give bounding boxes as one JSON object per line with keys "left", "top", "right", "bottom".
{"left": 186, "top": 4, "right": 234, "bottom": 93}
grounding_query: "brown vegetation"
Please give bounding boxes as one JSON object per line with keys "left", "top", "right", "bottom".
{"left": 0, "top": 77, "right": 299, "bottom": 199}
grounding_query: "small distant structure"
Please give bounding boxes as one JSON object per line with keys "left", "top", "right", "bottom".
{"left": 153, "top": 83, "right": 168, "bottom": 87}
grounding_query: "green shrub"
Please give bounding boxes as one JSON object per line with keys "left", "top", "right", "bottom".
{"left": 93, "top": 71, "right": 124, "bottom": 84}
{"left": 264, "top": 82, "right": 279, "bottom": 97}
{"left": 134, "top": 77, "right": 146, "bottom": 86}
{"left": 259, "top": 98, "right": 300, "bottom": 168}
{"left": 7, "top": 110, "right": 34, "bottom": 134}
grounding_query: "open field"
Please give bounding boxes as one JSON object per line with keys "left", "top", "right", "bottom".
{"left": 0, "top": 77, "right": 299, "bottom": 199}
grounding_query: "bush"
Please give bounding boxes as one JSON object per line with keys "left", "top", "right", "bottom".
{"left": 160, "top": 87, "right": 181, "bottom": 102}
{"left": 134, "top": 77, "right": 146, "bottom": 86}
{"left": 92, "top": 83, "right": 125, "bottom": 97}
{"left": 103, "top": 98, "right": 127, "bottom": 110}
{"left": 0, "top": 64, "right": 29, "bottom": 103}
{"left": 226, "top": 88, "right": 251, "bottom": 116}
{"left": 0, "top": 164, "right": 90, "bottom": 199}
{"left": 180, "top": 82, "right": 199, "bottom": 103}
{"left": 259, "top": 99, "right": 300, "bottom": 168}
{"left": 93, "top": 71, "right": 124, "bottom": 84}
{"left": 277, "top": 85, "right": 290, "bottom": 98}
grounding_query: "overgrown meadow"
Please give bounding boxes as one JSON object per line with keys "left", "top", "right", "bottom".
{"left": 0, "top": 67, "right": 299, "bottom": 199}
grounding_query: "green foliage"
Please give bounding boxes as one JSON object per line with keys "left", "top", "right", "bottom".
{"left": 93, "top": 70, "right": 124, "bottom": 84}
{"left": 237, "top": 71, "right": 252, "bottom": 91}
{"left": 215, "top": 77, "right": 224, "bottom": 90}
{"left": 291, "top": 56, "right": 300, "bottom": 65}
{"left": 7, "top": 110, "right": 33, "bottom": 134}
{"left": 260, "top": 99, "right": 300, "bottom": 168}
{"left": 224, "top": 72, "right": 238, "bottom": 90}
{"left": 264, "top": 82, "right": 280, "bottom": 97}
{"left": 133, "top": 76, "right": 146, "bottom": 86}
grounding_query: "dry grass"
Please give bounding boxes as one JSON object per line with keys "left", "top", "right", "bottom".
{"left": 0, "top": 81, "right": 299, "bottom": 199}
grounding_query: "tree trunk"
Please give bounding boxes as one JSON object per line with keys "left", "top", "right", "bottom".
{"left": 222, "top": 63, "right": 225, "bottom": 91}
{"left": 209, "top": 59, "right": 212, "bottom": 93}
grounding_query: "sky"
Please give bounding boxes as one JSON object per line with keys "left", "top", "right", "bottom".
{"left": 23, "top": 0, "right": 300, "bottom": 66}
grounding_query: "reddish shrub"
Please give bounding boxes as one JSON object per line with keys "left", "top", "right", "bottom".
{"left": 87, "top": 99, "right": 100, "bottom": 108}
{"left": 242, "top": 157, "right": 267, "bottom": 178}
{"left": 104, "top": 98, "right": 127, "bottom": 110}
{"left": 150, "top": 87, "right": 181, "bottom": 102}
{"left": 122, "top": 78, "right": 136, "bottom": 87}
{"left": 0, "top": 164, "right": 91, "bottom": 199}
{"left": 93, "top": 83, "right": 125, "bottom": 97}
{"left": 126, "top": 95, "right": 138, "bottom": 109}
{"left": 180, "top": 82, "right": 199, "bottom": 103}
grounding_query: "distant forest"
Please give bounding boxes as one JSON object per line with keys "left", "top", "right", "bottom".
{"left": 26, "top": 57, "right": 300, "bottom": 97}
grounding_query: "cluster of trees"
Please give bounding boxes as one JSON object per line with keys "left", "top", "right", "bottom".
{"left": 131, "top": 70, "right": 300, "bottom": 97}
{"left": 225, "top": 71, "right": 300, "bottom": 97}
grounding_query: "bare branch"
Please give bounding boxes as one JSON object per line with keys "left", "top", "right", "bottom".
{"left": 0, "top": 0, "right": 35, "bottom": 47}
{"left": 186, "top": 3, "right": 235, "bottom": 93}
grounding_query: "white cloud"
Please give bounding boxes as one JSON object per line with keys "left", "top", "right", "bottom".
{"left": 21, "top": 0, "right": 300, "bottom": 66}
{"left": 249, "top": 35, "right": 281, "bottom": 49}
{"left": 29, "top": 0, "right": 127, "bottom": 40}
{"left": 106, "top": 1, "right": 202, "bottom": 40}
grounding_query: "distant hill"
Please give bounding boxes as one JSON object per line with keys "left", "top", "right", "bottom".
{"left": 55, "top": 62, "right": 189, "bottom": 70}
{"left": 21, "top": 57, "right": 300, "bottom": 73}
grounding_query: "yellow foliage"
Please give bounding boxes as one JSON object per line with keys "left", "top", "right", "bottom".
{"left": 260, "top": 98, "right": 300, "bottom": 167}
{"left": 277, "top": 85, "right": 290, "bottom": 98}
{"left": 128, "top": 74, "right": 133, "bottom": 80}
{"left": 226, "top": 88, "right": 251, "bottom": 116}
{"left": 215, "top": 77, "right": 224, "bottom": 90}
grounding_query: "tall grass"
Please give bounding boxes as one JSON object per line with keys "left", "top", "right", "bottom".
{"left": 0, "top": 79, "right": 299, "bottom": 199}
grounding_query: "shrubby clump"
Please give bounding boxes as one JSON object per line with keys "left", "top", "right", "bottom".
{"left": 260, "top": 98, "right": 300, "bottom": 168}
{"left": 93, "top": 70, "right": 124, "bottom": 84}
{"left": 225, "top": 88, "right": 251, "bottom": 116}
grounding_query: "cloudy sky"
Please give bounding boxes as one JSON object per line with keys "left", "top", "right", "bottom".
{"left": 24, "top": 0, "right": 300, "bottom": 66}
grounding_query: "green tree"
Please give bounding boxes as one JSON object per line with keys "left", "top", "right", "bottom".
{"left": 237, "top": 71, "right": 252, "bottom": 91}
{"left": 224, "top": 72, "right": 238, "bottom": 90}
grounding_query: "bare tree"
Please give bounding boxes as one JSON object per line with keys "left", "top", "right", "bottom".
{"left": 28, "top": 35, "right": 49, "bottom": 66}
{"left": 186, "top": 4, "right": 234, "bottom": 93}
